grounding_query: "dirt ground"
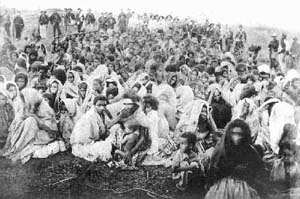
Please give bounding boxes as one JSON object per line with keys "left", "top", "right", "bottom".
{"left": 0, "top": 151, "right": 209, "bottom": 199}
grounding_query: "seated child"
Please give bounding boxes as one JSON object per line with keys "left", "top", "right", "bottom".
{"left": 114, "top": 125, "right": 146, "bottom": 165}
{"left": 172, "top": 132, "right": 201, "bottom": 191}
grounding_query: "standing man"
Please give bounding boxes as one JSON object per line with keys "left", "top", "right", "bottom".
{"left": 3, "top": 10, "right": 11, "bottom": 37}
{"left": 13, "top": 11, "right": 24, "bottom": 40}
{"left": 268, "top": 33, "right": 279, "bottom": 69}
{"left": 85, "top": 9, "right": 96, "bottom": 32}
{"left": 50, "top": 10, "right": 62, "bottom": 38}
{"left": 234, "top": 25, "right": 247, "bottom": 54}
{"left": 39, "top": 11, "right": 49, "bottom": 39}
{"left": 64, "top": 8, "right": 75, "bottom": 35}
{"left": 75, "top": 8, "right": 84, "bottom": 33}
{"left": 118, "top": 10, "right": 128, "bottom": 33}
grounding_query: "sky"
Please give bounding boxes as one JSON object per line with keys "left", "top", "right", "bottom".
{"left": 1, "top": 0, "right": 300, "bottom": 32}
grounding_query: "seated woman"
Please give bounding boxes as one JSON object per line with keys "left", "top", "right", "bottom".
{"left": 205, "top": 119, "right": 266, "bottom": 199}
{"left": 176, "top": 100, "right": 218, "bottom": 161}
{"left": 76, "top": 81, "right": 92, "bottom": 114}
{"left": 62, "top": 70, "right": 81, "bottom": 99}
{"left": 176, "top": 85, "right": 194, "bottom": 120}
{"left": 0, "top": 90, "right": 14, "bottom": 147}
{"left": 46, "top": 78, "right": 63, "bottom": 114}
{"left": 70, "top": 95, "right": 130, "bottom": 162}
{"left": 1, "top": 88, "right": 63, "bottom": 164}
{"left": 207, "top": 85, "right": 232, "bottom": 130}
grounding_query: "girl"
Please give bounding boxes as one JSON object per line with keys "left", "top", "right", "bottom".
{"left": 59, "top": 99, "right": 81, "bottom": 148}
{"left": 205, "top": 119, "right": 266, "bottom": 199}
{"left": 46, "top": 79, "right": 63, "bottom": 113}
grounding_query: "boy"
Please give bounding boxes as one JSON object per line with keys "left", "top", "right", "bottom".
{"left": 172, "top": 132, "right": 201, "bottom": 191}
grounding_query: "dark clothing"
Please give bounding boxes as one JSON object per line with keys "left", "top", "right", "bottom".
{"left": 39, "top": 14, "right": 49, "bottom": 25}
{"left": 211, "top": 99, "right": 232, "bottom": 129}
{"left": 85, "top": 13, "right": 95, "bottom": 24}
{"left": 280, "top": 37, "right": 286, "bottom": 53}
{"left": 13, "top": 16, "right": 24, "bottom": 39}
{"left": 268, "top": 39, "right": 279, "bottom": 53}
{"left": 106, "top": 17, "right": 116, "bottom": 29}
{"left": 64, "top": 12, "right": 75, "bottom": 24}
{"left": 75, "top": 13, "right": 84, "bottom": 32}
{"left": 50, "top": 13, "right": 62, "bottom": 24}
{"left": 50, "top": 13, "right": 62, "bottom": 37}
{"left": 53, "top": 23, "right": 61, "bottom": 37}
{"left": 5, "top": 23, "right": 10, "bottom": 37}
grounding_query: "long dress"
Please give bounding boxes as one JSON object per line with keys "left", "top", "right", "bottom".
{"left": 205, "top": 145, "right": 263, "bottom": 199}
{"left": 2, "top": 88, "right": 63, "bottom": 163}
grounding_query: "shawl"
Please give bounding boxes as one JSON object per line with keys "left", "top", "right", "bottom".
{"left": 176, "top": 85, "right": 194, "bottom": 119}
{"left": 62, "top": 70, "right": 81, "bottom": 99}
{"left": 232, "top": 98, "right": 260, "bottom": 142}
{"left": 268, "top": 101, "right": 296, "bottom": 154}
{"left": 70, "top": 107, "right": 106, "bottom": 145}
{"left": 176, "top": 99, "right": 210, "bottom": 134}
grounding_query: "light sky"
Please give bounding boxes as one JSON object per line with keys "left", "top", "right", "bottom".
{"left": 1, "top": 0, "right": 300, "bottom": 32}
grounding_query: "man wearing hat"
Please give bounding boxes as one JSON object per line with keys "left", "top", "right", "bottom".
{"left": 39, "top": 11, "right": 49, "bottom": 39}
{"left": 50, "top": 10, "right": 62, "bottom": 38}
{"left": 268, "top": 33, "right": 279, "bottom": 66}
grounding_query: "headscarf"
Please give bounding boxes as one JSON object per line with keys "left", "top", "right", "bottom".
{"left": 166, "top": 72, "right": 178, "bottom": 88}
{"left": 176, "top": 99, "right": 210, "bottom": 133}
{"left": 0, "top": 67, "right": 14, "bottom": 81}
{"left": 47, "top": 78, "right": 63, "bottom": 99}
{"left": 152, "top": 83, "right": 177, "bottom": 110}
{"left": 62, "top": 70, "right": 81, "bottom": 99}
{"left": 232, "top": 98, "right": 260, "bottom": 142}
{"left": 176, "top": 85, "right": 194, "bottom": 119}
{"left": 0, "top": 75, "right": 7, "bottom": 90}
{"left": 61, "top": 98, "right": 81, "bottom": 120}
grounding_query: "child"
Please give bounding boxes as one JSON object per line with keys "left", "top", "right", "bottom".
{"left": 114, "top": 125, "right": 143, "bottom": 164}
{"left": 270, "top": 123, "right": 300, "bottom": 186}
{"left": 172, "top": 132, "right": 200, "bottom": 191}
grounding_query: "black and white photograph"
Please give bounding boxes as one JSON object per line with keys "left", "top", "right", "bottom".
{"left": 0, "top": 0, "right": 300, "bottom": 198}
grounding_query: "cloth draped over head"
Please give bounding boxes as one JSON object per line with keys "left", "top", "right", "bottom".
{"left": 176, "top": 99, "right": 210, "bottom": 134}
{"left": 232, "top": 98, "right": 260, "bottom": 142}
{"left": 0, "top": 68, "right": 14, "bottom": 82}
{"left": 0, "top": 75, "right": 7, "bottom": 90}
{"left": 62, "top": 70, "right": 81, "bottom": 99}
{"left": 176, "top": 85, "right": 194, "bottom": 119}
{"left": 152, "top": 83, "right": 177, "bottom": 110}
{"left": 268, "top": 101, "right": 296, "bottom": 154}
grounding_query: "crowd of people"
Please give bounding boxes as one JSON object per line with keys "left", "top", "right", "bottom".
{"left": 0, "top": 8, "right": 300, "bottom": 199}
